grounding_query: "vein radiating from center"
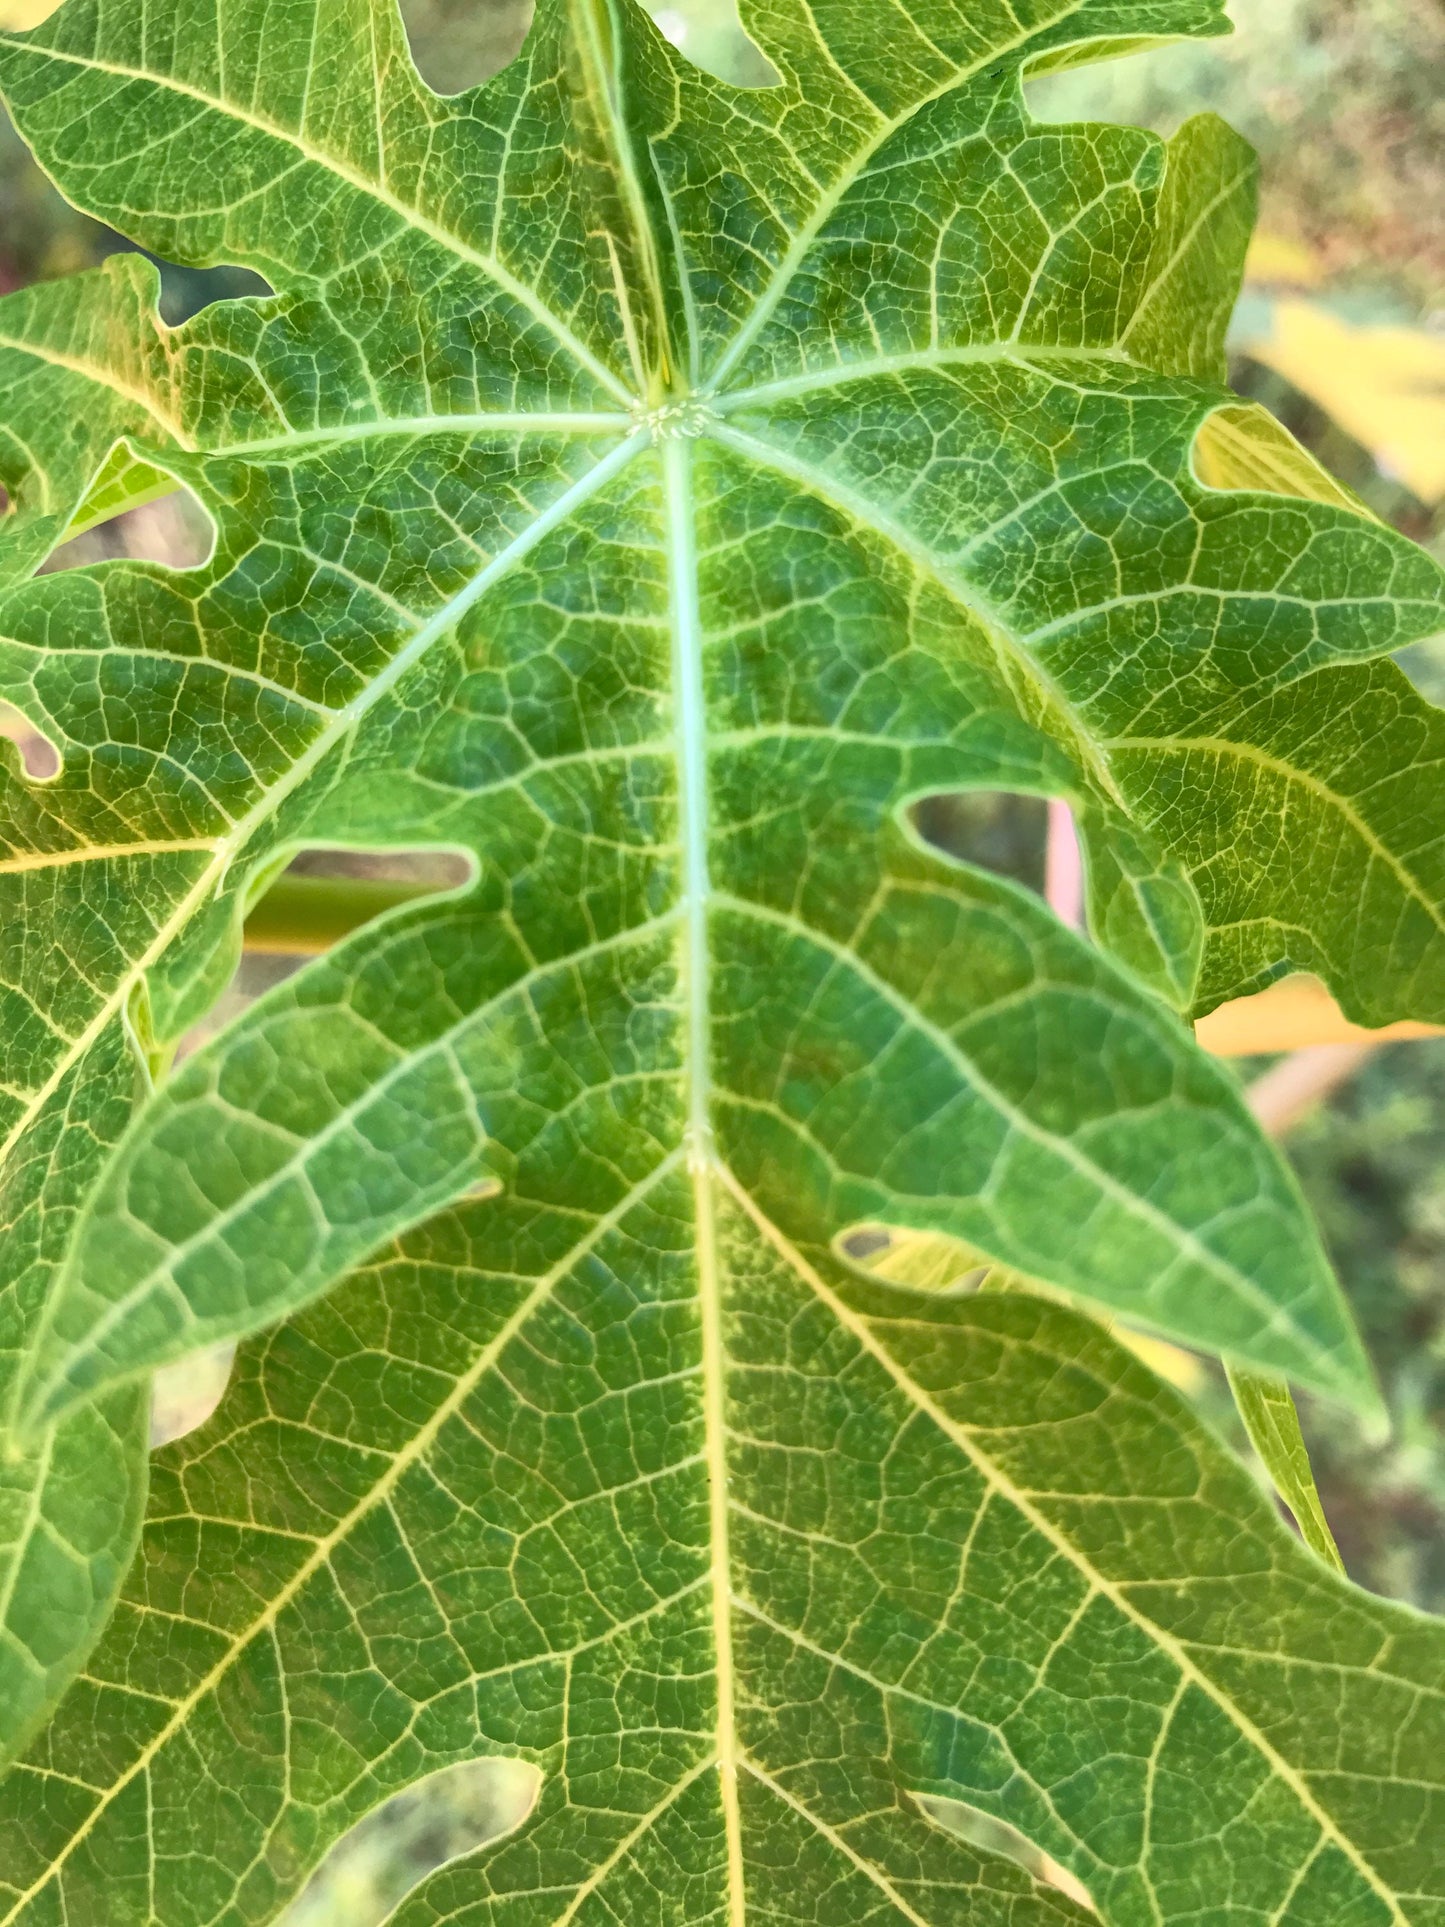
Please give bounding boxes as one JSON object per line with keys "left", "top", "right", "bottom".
{"left": 661, "top": 429, "right": 745, "bottom": 1916}
{"left": 663, "top": 431, "right": 714, "bottom": 1164}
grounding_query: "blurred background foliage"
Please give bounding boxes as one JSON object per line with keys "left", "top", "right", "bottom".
{"left": 0, "top": 0, "right": 1440, "bottom": 1630}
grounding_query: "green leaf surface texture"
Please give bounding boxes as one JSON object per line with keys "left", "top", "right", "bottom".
{"left": 7, "top": 1233, "right": 1445, "bottom": 1927}
{"left": 1226, "top": 1362, "right": 1343, "bottom": 1572}
{"left": 0, "top": 263, "right": 171, "bottom": 1775}
{"left": 0, "top": 0, "right": 1440, "bottom": 1918}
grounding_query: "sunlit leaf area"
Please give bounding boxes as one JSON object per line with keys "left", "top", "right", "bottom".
{"left": 0, "top": 2, "right": 1439, "bottom": 1922}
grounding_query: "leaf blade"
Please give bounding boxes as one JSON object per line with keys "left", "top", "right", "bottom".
{"left": 0, "top": 257, "right": 182, "bottom": 1768}
{"left": 3, "top": 1187, "right": 1438, "bottom": 1925}
{"left": 17, "top": 610, "right": 1380, "bottom": 1427}
{"left": 0, "top": 0, "right": 1440, "bottom": 1908}
{"left": 1226, "top": 1363, "right": 1344, "bottom": 1572}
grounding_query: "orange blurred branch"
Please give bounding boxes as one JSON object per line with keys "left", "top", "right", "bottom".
{"left": 1195, "top": 977, "right": 1441, "bottom": 1057}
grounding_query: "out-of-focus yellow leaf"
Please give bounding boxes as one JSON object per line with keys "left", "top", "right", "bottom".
{"left": 1196, "top": 974, "right": 1444, "bottom": 1056}
{"left": 1239, "top": 299, "right": 1445, "bottom": 503}
{"left": 1244, "top": 231, "right": 1325, "bottom": 289}
{"left": 1119, "top": 1330, "right": 1208, "bottom": 1395}
{"left": 0, "top": 0, "right": 58, "bottom": 26}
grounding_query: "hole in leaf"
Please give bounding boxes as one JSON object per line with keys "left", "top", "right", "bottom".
{"left": 97, "top": 243, "right": 275, "bottom": 328}
{"left": 917, "top": 1794, "right": 1096, "bottom": 1914}
{"left": 1020, "top": 35, "right": 1194, "bottom": 125}
{"left": 399, "top": 0, "right": 777, "bottom": 95}
{"left": 276, "top": 1758, "right": 541, "bottom": 1927}
{"left": 174, "top": 847, "right": 475, "bottom": 1062}
{"left": 1222, "top": 355, "right": 1434, "bottom": 537}
{"left": 63, "top": 443, "right": 190, "bottom": 546}
{"left": 912, "top": 790, "right": 1049, "bottom": 896}
{"left": 646, "top": 0, "right": 779, "bottom": 86}
{"left": 286, "top": 846, "right": 475, "bottom": 891}
{"left": 0, "top": 703, "right": 61, "bottom": 781}
{"left": 1191, "top": 401, "right": 1366, "bottom": 514}
{"left": 40, "top": 480, "right": 214, "bottom": 575}
{"left": 399, "top": 0, "right": 536, "bottom": 94}
{"left": 913, "top": 790, "right": 1088, "bottom": 929}
{"left": 150, "top": 1344, "right": 236, "bottom": 1449}
{"left": 155, "top": 259, "right": 274, "bottom": 327}
{"left": 244, "top": 848, "right": 475, "bottom": 955}
{"left": 175, "top": 953, "right": 309, "bottom": 1065}
{"left": 1397, "top": 638, "right": 1445, "bottom": 705}
{"left": 837, "top": 1224, "right": 993, "bottom": 1296}
{"left": 92, "top": 238, "right": 273, "bottom": 327}
{"left": 1043, "top": 797, "right": 1085, "bottom": 930}
{"left": 839, "top": 1227, "right": 892, "bottom": 1263}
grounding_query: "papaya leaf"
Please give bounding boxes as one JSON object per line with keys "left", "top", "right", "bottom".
{"left": 0, "top": 0, "right": 1440, "bottom": 1915}
{"left": 0, "top": 262, "right": 180, "bottom": 1777}
{"left": 3, "top": 1217, "right": 1441, "bottom": 1926}
{"left": 1226, "top": 1362, "right": 1344, "bottom": 1573}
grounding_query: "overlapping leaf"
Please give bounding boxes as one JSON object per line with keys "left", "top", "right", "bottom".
{"left": 0, "top": 0, "right": 1441, "bottom": 1918}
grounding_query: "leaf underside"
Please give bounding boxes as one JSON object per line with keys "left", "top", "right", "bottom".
{"left": 0, "top": 0, "right": 1440, "bottom": 1921}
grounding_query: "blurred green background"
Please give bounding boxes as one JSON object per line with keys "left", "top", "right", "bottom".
{"left": 0, "top": 0, "right": 1440, "bottom": 1638}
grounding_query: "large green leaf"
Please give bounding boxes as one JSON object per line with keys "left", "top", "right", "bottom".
{"left": 4, "top": 1210, "right": 1442, "bottom": 1926}
{"left": 0, "top": 0, "right": 1440, "bottom": 1913}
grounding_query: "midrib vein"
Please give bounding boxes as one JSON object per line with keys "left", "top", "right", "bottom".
{"left": 664, "top": 434, "right": 713, "bottom": 1166}
{"left": 211, "top": 410, "right": 633, "bottom": 459}
{"left": 0, "top": 838, "right": 219, "bottom": 878}
{"left": 661, "top": 433, "right": 743, "bottom": 1920}
{"left": 697, "top": 1162, "right": 746, "bottom": 1927}
{"left": 570, "top": 0, "right": 673, "bottom": 400}
{"left": 0, "top": 431, "right": 646, "bottom": 1175}
{"left": 713, "top": 342, "right": 1129, "bottom": 412}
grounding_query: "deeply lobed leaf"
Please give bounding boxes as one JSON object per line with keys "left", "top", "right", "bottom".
{"left": 0, "top": 0, "right": 1440, "bottom": 1919}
